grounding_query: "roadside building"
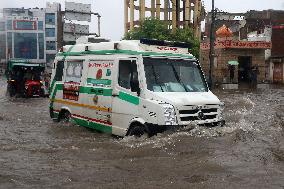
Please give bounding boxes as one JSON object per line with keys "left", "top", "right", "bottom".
{"left": 269, "top": 26, "right": 284, "bottom": 84}
{"left": 0, "top": 3, "right": 62, "bottom": 71}
{"left": 200, "top": 25, "right": 271, "bottom": 88}
{"left": 201, "top": 9, "right": 284, "bottom": 86}
{"left": 43, "top": 2, "right": 62, "bottom": 68}
{"left": 2, "top": 8, "right": 46, "bottom": 64}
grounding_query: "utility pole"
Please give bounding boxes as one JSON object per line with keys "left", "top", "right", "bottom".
{"left": 208, "top": 0, "right": 215, "bottom": 89}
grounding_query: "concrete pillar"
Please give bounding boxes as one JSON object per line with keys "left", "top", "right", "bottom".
{"left": 130, "top": 0, "right": 134, "bottom": 31}
{"left": 194, "top": 0, "right": 201, "bottom": 39}
{"left": 140, "top": 0, "right": 145, "bottom": 21}
{"left": 172, "top": 0, "right": 177, "bottom": 33}
{"left": 189, "top": 0, "right": 192, "bottom": 25}
{"left": 124, "top": 0, "right": 129, "bottom": 34}
{"left": 156, "top": 0, "right": 161, "bottom": 19}
{"left": 164, "top": 0, "right": 169, "bottom": 21}
{"left": 185, "top": 0, "right": 190, "bottom": 28}
{"left": 151, "top": 0, "right": 156, "bottom": 18}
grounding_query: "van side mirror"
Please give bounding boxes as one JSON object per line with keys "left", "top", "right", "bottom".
{"left": 130, "top": 72, "right": 140, "bottom": 96}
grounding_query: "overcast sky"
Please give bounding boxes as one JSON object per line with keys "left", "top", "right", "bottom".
{"left": 1, "top": 0, "right": 284, "bottom": 40}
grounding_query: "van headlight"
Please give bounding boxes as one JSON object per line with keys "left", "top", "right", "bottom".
{"left": 219, "top": 101, "right": 225, "bottom": 111}
{"left": 161, "top": 103, "right": 177, "bottom": 125}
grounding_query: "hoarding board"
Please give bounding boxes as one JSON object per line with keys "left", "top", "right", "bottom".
{"left": 200, "top": 40, "right": 272, "bottom": 50}
{"left": 65, "top": 2, "right": 91, "bottom": 13}
{"left": 65, "top": 12, "right": 91, "bottom": 22}
{"left": 63, "top": 23, "right": 89, "bottom": 34}
{"left": 65, "top": 2, "right": 91, "bottom": 22}
{"left": 63, "top": 33, "right": 87, "bottom": 42}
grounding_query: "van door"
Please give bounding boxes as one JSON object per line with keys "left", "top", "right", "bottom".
{"left": 62, "top": 59, "right": 84, "bottom": 116}
{"left": 111, "top": 59, "right": 141, "bottom": 135}
{"left": 49, "top": 60, "right": 64, "bottom": 118}
{"left": 82, "top": 59, "right": 113, "bottom": 133}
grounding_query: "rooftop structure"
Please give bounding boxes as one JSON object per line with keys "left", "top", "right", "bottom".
{"left": 124, "top": 0, "right": 204, "bottom": 39}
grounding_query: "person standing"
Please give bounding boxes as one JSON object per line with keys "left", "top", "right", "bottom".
{"left": 251, "top": 65, "right": 259, "bottom": 88}
{"left": 229, "top": 65, "right": 235, "bottom": 83}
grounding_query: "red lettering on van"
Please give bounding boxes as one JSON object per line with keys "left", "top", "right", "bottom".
{"left": 157, "top": 46, "right": 178, "bottom": 51}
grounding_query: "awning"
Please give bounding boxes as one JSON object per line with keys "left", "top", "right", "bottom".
{"left": 228, "top": 61, "right": 239, "bottom": 65}
{"left": 8, "top": 62, "right": 45, "bottom": 70}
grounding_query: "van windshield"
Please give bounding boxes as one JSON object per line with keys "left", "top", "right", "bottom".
{"left": 144, "top": 57, "right": 208, "bottom": 92}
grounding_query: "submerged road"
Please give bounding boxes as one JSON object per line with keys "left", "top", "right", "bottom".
{"left": 0, "top": 78, "right": 283, "bottom": 189}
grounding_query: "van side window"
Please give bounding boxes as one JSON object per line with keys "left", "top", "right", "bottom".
{"left": 54, "top": 61, "right": 64, "bottom": 81}
{"left": 65, "top": 60, "right": 83, "bottom": 83}
{"left": 118, "top": 60, "right": 138, "bottom": 90}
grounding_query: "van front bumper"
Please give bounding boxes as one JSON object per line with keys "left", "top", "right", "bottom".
{"left": 145, "top": 120, "right": 225, "bottom": 135}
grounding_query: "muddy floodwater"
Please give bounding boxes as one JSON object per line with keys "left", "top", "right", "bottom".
{"left": 0, "top": 78, "right": 283, "bottom": 189}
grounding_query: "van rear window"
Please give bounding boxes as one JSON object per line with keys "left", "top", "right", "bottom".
{"left": 65, "top": 60, "right": 83, "bottom": 83}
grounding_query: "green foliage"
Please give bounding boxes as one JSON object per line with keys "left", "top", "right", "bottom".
{"left": 123, "top": 18, "right": 200, "bottom": 58}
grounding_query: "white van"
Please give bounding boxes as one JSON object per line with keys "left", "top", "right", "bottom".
{"left": 49, "top": 37, "right": 225, "bottom": 137}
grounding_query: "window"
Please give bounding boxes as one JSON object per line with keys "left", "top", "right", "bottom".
{"left": 14, "top": 33, "right": 37, "bottom": 59}
{"left": 118, "top": 60, "right": 138, "bottom": 91}
{"left": 0, "top": 34, "right": 6, "bottom": 59}
{"left": 144, "top": 58, "right": 208, "bottom": 92}
{"left": 65, "top": 61, "right": 83, "bottom": 83}
{"left": 38, "top": 33, "right": 44, "bottom": 59}
{"left": 0, "top": 22, "right": 5, "bottom": 31}
{"left": 54, "top": 61, "right": 64, "bottom": 81}
{"left": 38, "top": 21, "right": 43, "bottom": 30}
{"left": 7, "top": 20, "right": 12, "bottom": 30}
{"left": 7, "top": 33, "right": 12, "bottom": 56}
{"left": 46, "top": 41, "right": 56, "bottom": 50}
{"left": 45, "top": 13, "right": 55, "bottom": 25}
{"left": 46, "top": 28, "right": 55, "bottom": 37}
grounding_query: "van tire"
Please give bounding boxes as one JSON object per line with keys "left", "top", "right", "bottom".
{"left": 127, "top": 123, "right": 148, "bottom": 137}
{"left": 59, "top": 110, "right": 71, "bottom": 123}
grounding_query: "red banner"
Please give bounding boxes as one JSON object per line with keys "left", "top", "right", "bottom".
{"left": 201, "top": 40, "right": 272, "bottom": 50}
{"left": 63, "top": 82, "right": 80, "bottom": 101}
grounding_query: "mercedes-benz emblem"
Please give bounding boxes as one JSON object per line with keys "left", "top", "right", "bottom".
{"left": 198, "top": 111, "right": 205, "bottom": 120}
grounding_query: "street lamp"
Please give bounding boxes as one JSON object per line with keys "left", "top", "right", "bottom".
{"left": 208, "top": 0, "right": 215, "bottom": 89}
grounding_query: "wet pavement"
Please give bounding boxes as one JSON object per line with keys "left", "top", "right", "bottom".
{"left": 0, "top": 77, "right": 283, "bottom": 189}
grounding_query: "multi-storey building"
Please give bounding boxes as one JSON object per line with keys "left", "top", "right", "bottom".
{"left": 43, "top": 2, "right": 62, "bottom": 68}
{"left": 1, "top": 8, "right": 46, "bottom": 64}
{"left": 0, "top": 2, "right": 62, "bottom": 71}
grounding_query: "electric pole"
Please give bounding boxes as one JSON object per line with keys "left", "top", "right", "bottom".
{"left": 208, "top": 0, "right": 215, "bottom": 89}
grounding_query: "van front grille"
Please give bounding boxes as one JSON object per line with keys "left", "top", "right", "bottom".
{"left": 179, "top": 105, "right": 219, "bottom": 123}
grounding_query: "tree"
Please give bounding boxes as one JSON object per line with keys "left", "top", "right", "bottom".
{"left": 124, "top": 18, "right": 200, "bottom": 58}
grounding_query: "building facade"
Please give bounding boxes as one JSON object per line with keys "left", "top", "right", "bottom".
{"left": 0, "top": 2, "right": 62, "bottom": 71}
{"left": 201, "top": 10, "right": 284, "bottom": 85}
{"left": 43, "top": 2, "right": 62, "bottom": 68}
{"left": 0, "top": 8, "right": 45, "bottom": 64}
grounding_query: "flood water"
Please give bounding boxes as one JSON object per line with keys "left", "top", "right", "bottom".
{"left": 0, "top": 77, "right": 283, "bottom": 189}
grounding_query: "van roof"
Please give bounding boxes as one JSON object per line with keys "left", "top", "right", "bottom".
{"left": 58, "top": 39, "right": 195, "bottom": 59}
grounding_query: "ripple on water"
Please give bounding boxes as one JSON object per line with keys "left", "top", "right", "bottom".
{"left": 116, "top": 91, "right": 283, "bottom": 149}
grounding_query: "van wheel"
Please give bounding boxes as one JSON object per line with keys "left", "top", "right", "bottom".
{"left": 59, "top": 110, "right": 71, "bottom": 123}
{"left": 127, "top": 124, "right": 147, "bottom": 137}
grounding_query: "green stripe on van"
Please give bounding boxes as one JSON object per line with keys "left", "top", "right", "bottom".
{"left": 87, "top": 78, "right": 112, "bottom": 86}
{"left": 57, "top": 50, "right": 194, "bottom": 59}
{"left": 73, "top": 117, "right": 112, "bottom": 133}
{"left": 118, "top": 91, "right": 139, "bottom": 105}
{"left": 49, "top": 83, "right": 63, "bottom": 108}
{"left": 79, "top": 87, "right": 112, "bottom": 96}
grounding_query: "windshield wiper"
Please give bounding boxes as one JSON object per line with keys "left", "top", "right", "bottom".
{"left": 170, "top": 63, "right": 189, "bottom": 92}
{"left": 151, "top": 64, "right": 164, "bottom": 92}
